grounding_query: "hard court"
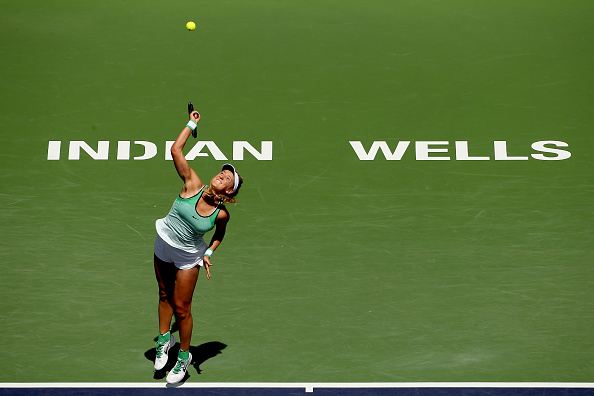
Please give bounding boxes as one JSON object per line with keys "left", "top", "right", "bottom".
{"left": 0, "top": 1, "right": 592, "bottom": 395}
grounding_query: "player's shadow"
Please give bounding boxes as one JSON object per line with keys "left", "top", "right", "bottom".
{"left": 144, "top": 331, "right": 227, "bottom": 383}
{"left": 189, "top": 341, "right": 228, "bottom": 374}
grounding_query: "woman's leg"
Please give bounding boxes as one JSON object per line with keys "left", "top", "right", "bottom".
{"left": 154, "top": 254, "right": 177, "bottom": 334}
{"left": 173, "top": 266, "right": 199, "bottom": 351}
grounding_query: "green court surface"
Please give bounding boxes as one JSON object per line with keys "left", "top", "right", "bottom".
{"left": 0, "top": 0, "right": 592, "bottom": 385}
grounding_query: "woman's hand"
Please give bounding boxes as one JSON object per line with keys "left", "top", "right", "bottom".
{"left": 190, "top": 111, "right": 200, "bottom": 123}
{"left": 203, "top": 255, "right": 212, "bottom": 279}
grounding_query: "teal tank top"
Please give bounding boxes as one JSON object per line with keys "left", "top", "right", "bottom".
{"left": 155, "top": 186, "right": 222, "bottom": 253}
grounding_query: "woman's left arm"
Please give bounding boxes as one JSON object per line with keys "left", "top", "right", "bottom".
{"left": 203, "top": 211, "right": 230, "bottom": 279}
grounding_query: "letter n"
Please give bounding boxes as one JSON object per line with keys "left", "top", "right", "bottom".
{"left": 233, "top": 141, "right": 273, "bottom": 160}
{"left": 68, "top": 141, "right": 110, "bottom": 160}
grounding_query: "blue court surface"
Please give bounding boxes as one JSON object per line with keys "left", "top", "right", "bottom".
{"left": 1, "top": 384, "right": 594, "bottom": 396}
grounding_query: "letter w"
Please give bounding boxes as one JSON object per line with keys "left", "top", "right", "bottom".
{"left": 349, "top": 141, "right": 410, "bottom": 160}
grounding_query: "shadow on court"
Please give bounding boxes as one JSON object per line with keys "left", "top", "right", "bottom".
{"left": 144, "top": 338, "right": 228, "bottom": 382}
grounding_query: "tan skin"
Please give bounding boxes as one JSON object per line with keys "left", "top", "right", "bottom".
{"left": 154, "top": 110, "right": 234, "bottom": 352}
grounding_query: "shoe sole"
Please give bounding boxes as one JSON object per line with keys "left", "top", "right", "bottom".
{"left": 166, "top": 352, "right": 192, "bottom": 384}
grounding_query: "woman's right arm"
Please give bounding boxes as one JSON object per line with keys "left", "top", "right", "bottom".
{"left": 171, "top": 111, "right": 203, "bottom": 195}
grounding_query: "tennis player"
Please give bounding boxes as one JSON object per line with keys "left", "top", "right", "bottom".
{"left": 152, "top": 109, "right": 243, "bottom": 384}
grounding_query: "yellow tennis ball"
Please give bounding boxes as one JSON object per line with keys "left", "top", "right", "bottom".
{"left": 186, "top": 21, "right": 196, "bottom": 31}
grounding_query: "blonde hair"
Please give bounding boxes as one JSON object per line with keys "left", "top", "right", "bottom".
{"left": 204, "top": 172, "right": 243, "bottom": 205}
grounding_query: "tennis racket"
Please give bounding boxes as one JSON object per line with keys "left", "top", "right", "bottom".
{"left": 188, "top": 102, "right": 198, "bottom": 138}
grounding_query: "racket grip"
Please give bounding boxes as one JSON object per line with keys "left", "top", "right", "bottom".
{"left": 188, "top": 102, "right": 197, "bottom": 138}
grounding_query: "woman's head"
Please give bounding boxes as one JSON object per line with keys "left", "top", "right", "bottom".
{"left": 208, "top": 163, "right": 243, "bottom": 204}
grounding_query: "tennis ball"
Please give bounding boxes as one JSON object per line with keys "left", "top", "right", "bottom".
{"left": 186, "top": 21, "right": 196, "bottom": 31}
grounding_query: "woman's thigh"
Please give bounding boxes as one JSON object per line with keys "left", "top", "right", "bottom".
{"left": 154, "top": 254, "right": 177, "bottom": 299}
{"left": 173, "top": 267, "right": 199, "bottom": 310}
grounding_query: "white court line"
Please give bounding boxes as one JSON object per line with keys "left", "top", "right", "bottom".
{"left": 1, "top": 382, "right": 593, "bottom": 393}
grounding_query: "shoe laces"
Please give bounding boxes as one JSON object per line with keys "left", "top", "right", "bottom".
{"left": 172, "top": 356, "right": 188, "bottom": 374}
{"left": 155, "top": 341, "right": 167, "bottom": 358}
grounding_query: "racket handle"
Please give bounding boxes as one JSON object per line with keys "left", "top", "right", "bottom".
{"left": 188, "top": 102, "right": 198, "bottom": 138}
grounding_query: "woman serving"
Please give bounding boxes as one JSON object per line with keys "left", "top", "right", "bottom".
{"left": 152, "top": 108, "right": 243, "bottom": 384}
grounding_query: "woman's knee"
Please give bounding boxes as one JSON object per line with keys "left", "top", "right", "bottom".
{"left": 158, "top": 289, "right": 169, "bottom": 302}
{"left": 174, "top": 301, "right": 192, "bottom": 320}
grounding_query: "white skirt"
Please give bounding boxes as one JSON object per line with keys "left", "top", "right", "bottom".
{"left": 154, "top": 234, "right": 205, "bottom": 270}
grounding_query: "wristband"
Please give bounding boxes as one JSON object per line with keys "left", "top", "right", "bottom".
{"left": 204, "top": 248, "right": 214, "bottom": 258}
{"left": 186, "top": 120, "right": 197, "bottom": 131}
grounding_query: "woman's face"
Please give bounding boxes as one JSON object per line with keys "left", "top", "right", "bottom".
{"left": 211, "top": 170, "right": 235, "bottom": 194}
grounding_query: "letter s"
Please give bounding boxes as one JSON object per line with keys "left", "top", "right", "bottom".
{"left": 531, "top": 141, "right": 571, "bottom": 160}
